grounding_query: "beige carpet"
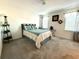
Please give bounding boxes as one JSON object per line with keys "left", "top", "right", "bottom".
{"left": 1, "top": 37, "right": 79, "bottom": 59}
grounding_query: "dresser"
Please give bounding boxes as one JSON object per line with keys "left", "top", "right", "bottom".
{"left": 0, "top": 27, "right": 2, "bottom": 58}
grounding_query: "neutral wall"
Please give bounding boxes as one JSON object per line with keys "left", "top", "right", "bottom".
{"left": 0, "top": 1, "right": 39, "bottom": 39}
{"left": 48, "top": 8, "right": 79, "bottom": 40}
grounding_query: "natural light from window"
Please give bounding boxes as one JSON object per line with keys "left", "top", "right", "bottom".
{"left": 43, "top": 16, "right": 48, "bottom": 28}
{"left": 65, "top": 12, "right": 79, "bottom": 32}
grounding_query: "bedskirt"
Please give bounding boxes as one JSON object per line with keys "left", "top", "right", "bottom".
{"left": 23, "top": 30, "right": 52, "bottom": 48}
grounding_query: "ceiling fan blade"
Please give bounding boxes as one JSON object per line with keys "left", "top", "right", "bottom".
{"left": 41, "top": 0, "right": 46, "bottom": 5}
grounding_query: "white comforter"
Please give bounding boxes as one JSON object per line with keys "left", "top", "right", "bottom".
{"left": 23, "top": 30, "right": 52, "bottom": 48}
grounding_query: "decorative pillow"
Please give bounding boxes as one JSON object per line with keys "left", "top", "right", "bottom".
{"left": 24, "top": 24, "right": 37, "bottom": 30}
{"left": 31, "top": 26, "right": 37, "bottom": 29}
{"left": 24, "top": 26, "right": 27, "bottom": 30}
{"left": 26, "top": 26, "right": 31, "bottom": 30}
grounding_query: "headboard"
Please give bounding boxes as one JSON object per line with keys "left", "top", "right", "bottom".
{"left": 21, "top": 24, "right": 36, "bottom": 37}
{"left": 21, "top": 24, "right": 36, "bottom": 30}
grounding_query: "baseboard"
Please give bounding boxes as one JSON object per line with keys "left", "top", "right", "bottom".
{"left": 13, "top": 37, "right": 22, "bottom": 40}
{"left": 55, "top": 35, "right": 72, "bottom": 40}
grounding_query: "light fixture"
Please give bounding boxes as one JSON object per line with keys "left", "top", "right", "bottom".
{"left": 41, "top": 0, "right": 46, "bottom": 5}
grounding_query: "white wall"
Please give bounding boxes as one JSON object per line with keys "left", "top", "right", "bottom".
{"left": 48, "top": 8, "right": 79, "bottom": 40}
{"left": 0, "top": 13, "right": 39, "bottom": 39}
{"left": 0, "top": 0, "right": 39, "bottom": 39}
{"left": 7, "top": 16, "right": 39, "bottom": 39}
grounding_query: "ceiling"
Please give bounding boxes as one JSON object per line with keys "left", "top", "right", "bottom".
{"left": 0, "top": 0, "right": 79, "bottom": 17}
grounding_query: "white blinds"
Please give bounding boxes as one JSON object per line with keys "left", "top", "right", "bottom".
{"left": 76, "top": 12, "right": 79, "bottom": 31}
{"left": 43, "top": 16, "right": 48, "bottom": 28}
{"left": 65, "top": 12, "right": 79, "bottom": 32}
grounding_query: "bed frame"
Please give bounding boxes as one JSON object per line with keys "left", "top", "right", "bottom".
{"left": 21, "top": 24, "right": 52, "bottom": 49}
{"left": 21, "top": 24, "right": 36, "bottom": 37}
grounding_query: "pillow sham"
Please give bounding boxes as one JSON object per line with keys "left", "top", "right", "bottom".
{"left": 31, "top": 26, "right": 37, "bottom": 29}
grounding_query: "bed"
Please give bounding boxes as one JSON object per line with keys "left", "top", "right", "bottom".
{"left": 21, "top": 24, "right": 52, "bottom": 49}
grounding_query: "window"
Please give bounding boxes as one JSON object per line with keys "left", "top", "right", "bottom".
{"left": 65, "top": 12, "right": 79, "bottom": 32}
{"left": 43, "top": 16, "right": 48, "bottom": 28}
{"left": 39, "top": 15, "right": 48, "bottom": 28}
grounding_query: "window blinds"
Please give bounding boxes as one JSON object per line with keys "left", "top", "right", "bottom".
{"left": 65, "top": 12, "right": 79, "bottom": 32}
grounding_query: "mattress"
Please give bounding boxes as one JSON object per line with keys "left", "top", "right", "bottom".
{"left": 23, "top": 29, "right": 52, "bottom": 48}
{"left": 26, "top": 29, "right": 49, "bottom": 35}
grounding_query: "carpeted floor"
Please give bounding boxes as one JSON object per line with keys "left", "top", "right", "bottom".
{"left": 1, "top": 37, "right": 79, "bottom": 59}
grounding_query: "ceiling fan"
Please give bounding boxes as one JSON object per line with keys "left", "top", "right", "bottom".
{"left": 41, "top": 0, "right": 46, "bottom": 5}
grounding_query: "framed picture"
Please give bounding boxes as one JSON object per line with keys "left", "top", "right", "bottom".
{"left": 52, "top": 15, "right": 59, "bottom": 21}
